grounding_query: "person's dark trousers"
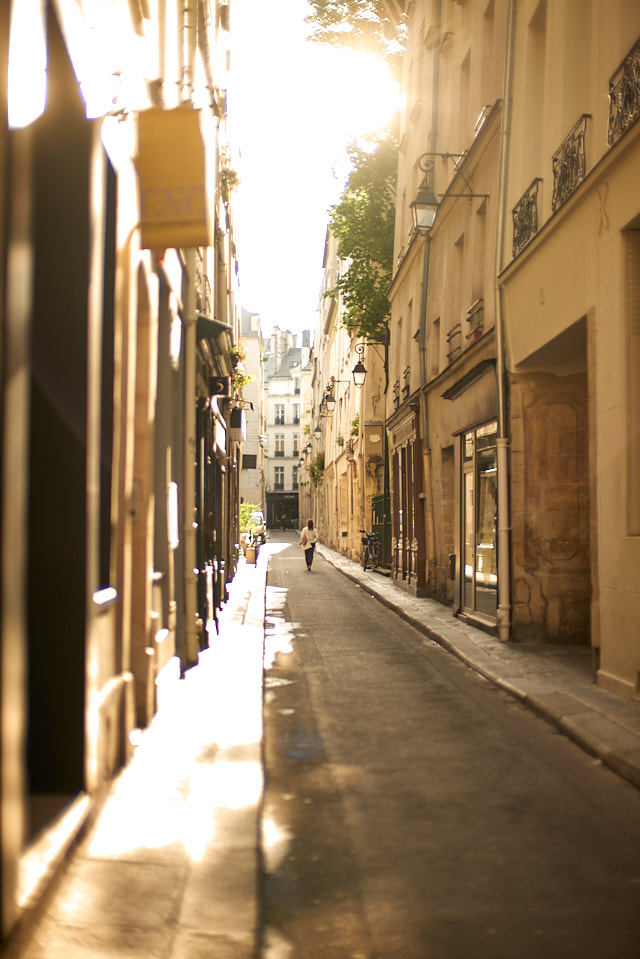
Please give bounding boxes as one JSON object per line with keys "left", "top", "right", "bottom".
{"left": 305, "top": 544, "right": 315, "bottom": 569}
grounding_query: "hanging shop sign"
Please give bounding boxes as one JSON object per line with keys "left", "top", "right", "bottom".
{"left": 136, "top": 106, "right": 210, "bottom": 249}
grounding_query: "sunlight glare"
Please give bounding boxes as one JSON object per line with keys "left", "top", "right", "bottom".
{"left": 18, "top": 796, "right": 90, "bottom": 907}
{"left": 331, "top": 49, "right": 404, "bottom": 136}
{"left": 8, "top": 0, "right": 47, "bottom": 129}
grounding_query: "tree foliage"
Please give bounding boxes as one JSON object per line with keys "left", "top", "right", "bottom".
{"left": 305, "top": 0, "right": 406, "bottom": 74}
{"left": 326, "top": 132, "right": 397, "bottom": 342}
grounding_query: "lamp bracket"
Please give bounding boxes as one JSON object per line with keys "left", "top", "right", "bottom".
{"left": 417, "top": 150, "right": 487, "bottom": 202}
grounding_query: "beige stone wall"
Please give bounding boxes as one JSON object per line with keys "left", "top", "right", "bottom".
{"left": 510, "top": 372, "right": 591, "bottom": 644}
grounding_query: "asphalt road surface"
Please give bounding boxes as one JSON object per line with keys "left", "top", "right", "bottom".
{"left": 260, "top": 533, "right": 640, "bottom": 959}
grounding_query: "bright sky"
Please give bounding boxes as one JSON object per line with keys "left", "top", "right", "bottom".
{"left": 231, "top": 0, "right": 402, "bottom": 341}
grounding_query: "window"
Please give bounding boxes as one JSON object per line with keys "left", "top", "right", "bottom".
{"left": 274, "top": 466, "right": 284, "bottom": 490}
{"left": 275, "top": 403, "right": 285, "bottom": 425}
{"left": 431, "top": 317, "right": 441, "bottom": 376}
{"left": 524, "top": 0, "right": 547, "bottom": 183}
{"left": 293, "top": 466, "right": 298, "bottom": 490}
{"left": 242, "top": 454, "right": 257, "bottom": 469}
{"left": 462, "top": 421, "right": 498, "bottom": 618}
{"left": 293, "top": 403, "right": 300, "bottom": 424}
{"left": 627, "top": 231, "right": 640, "bottom": 533}
{"left": 275, "top": 433, "right": 285, "bottom": 457}
{"left": 293, "top": 433, "right": 299, "bottom": 455}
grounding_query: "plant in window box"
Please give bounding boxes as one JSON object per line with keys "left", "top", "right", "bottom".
{"left": 337, "top": 433, "right": 344, "bottom": 446}
{"left": 351, "top": 413, "right": 359, "bottom": 437}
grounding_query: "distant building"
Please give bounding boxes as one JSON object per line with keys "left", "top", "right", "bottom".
{"left": 263, "top": 328, "right": 312, "bottom": 528}
{"left": 239, "top": 309, "right": 265, "bottom": 511}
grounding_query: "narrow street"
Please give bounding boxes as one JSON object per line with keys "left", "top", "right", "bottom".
{"left": 261, "top": 532, "right": 640, "bottom": 959}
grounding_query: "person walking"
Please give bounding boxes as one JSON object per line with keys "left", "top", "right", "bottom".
{"left": 299, "top": 519, "right": 318, "bottom": 571}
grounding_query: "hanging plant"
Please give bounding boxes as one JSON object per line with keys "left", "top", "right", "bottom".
{"left": 220, "top": 165, "right": 240, "bottom": 201}
{"left": 351, "top": 413, "right": 360, "bottom": 437}
{"left": 232, "top": 361, "right": 254, "bottom": 395}
{"left": 229, "top": 345, "right": 247, "bottom": 369}
{"left": 309, "top": 452, "right": 325, "bottom": 482}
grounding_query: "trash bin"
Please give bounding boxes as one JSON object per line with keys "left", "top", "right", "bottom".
{"left": 245, "top": 546, "right": 256, "bottom": 565}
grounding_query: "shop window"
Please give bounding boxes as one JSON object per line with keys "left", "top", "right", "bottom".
{"left": 462, "top": 421, "right": 498, "bottom": 618}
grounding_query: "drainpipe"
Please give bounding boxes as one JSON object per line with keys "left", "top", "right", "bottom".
{"left": 182, "top": 250, "right": 200, "bottom": 667}
{"left": 417, "top": 0, "right": 441, "bottom": 591}
{"left": 494, "top": 0, "right": 516, "bottom": 641}
{"left": 418, "top": 0, "right": 441, "bottom": 449}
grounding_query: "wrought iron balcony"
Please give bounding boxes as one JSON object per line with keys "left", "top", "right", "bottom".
{"left": 195, "top": 248, "right": 212, "bottom": 317}
{"left": 446, "top": 324, "right": 462, "bottom": 363}
{"left": 608, "top": 38, "right": 640, "bottom": 146}
{"left": 551, "top": 115, "right": 590, "bottom": 213}
{"left": 512, "top": 179, "right": 541, "bottom": 257}
{"left": 466, "top": 299, "right": 484, "bottom": 342}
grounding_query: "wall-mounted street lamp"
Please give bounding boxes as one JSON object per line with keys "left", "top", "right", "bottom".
{"left": 352, "top": 343, "right": 367, "bottom": 388}
{"left": 313, "top": 420, "right": 322, "bottom": 440}
{"left": 323, "top": 378, "right": 350, "bottom": 411}
{"left": 305, "top": 441, "right": 312, "bottom": 455}
{"left": 411, "top": 181, "right": 440, "bottom": 233}
{"left": 411, "top": 151, "right": 489, "bottom": 234}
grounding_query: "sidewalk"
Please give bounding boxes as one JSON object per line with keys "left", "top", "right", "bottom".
{"left": 6, "top": 548, "right": 268, "bottom": 959}
{"left": 8, "top": 537, "right": 640, "bottom": 958}
{"left": 317, "top": 541, "right": 640, "bottom": 793}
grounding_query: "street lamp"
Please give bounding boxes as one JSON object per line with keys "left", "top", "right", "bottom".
{"left": 410, "top": 181, "right": 440, "bottom": 233}
{"left": 352, "top": 343, "right": 367, "bottom": 388}
{"left": 313, "top": 420, "right": 322, "bottom": 440}
{"left": 412, "top": 151, "right": 489, "bottom": 234}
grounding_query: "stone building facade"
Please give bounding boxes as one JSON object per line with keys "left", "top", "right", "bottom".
{"left": 389, "top": 0, "right": 640, "bottom": 700}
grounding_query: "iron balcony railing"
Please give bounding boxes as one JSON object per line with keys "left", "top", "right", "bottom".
{"left": 608, "top": 37, "right": 640, "bottom": 146}
{"left": 512, "top": 178, "right": 541, "bottom": 257}
{"left": 551, "top": 114, "right": 590, "bottom": 213}
{"left": 446, "top": 324, "right": 462, "bottom": 363}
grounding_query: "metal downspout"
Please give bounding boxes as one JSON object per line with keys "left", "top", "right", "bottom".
{"left": 181, "top": 0, "right": 200, "bottom": 666}
{"left": 494, "top": 0, "right": 516, "bottom": 641}
{"left": 182, "top": 249, "right": 199, "bottom": 667}
{"left": 419, "top": 0, "right": 441, "bottom": 448}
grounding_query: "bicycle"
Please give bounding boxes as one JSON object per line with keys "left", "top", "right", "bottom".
{"left": 360, "top": 529, "right": 382, "bottom": 571}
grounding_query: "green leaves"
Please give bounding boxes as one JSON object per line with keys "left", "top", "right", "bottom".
{"left": 305, "top": 0, "right": 406, "bottom": 74}
{"left": 326, "top": 133, "right": 397, "bottom": 342}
